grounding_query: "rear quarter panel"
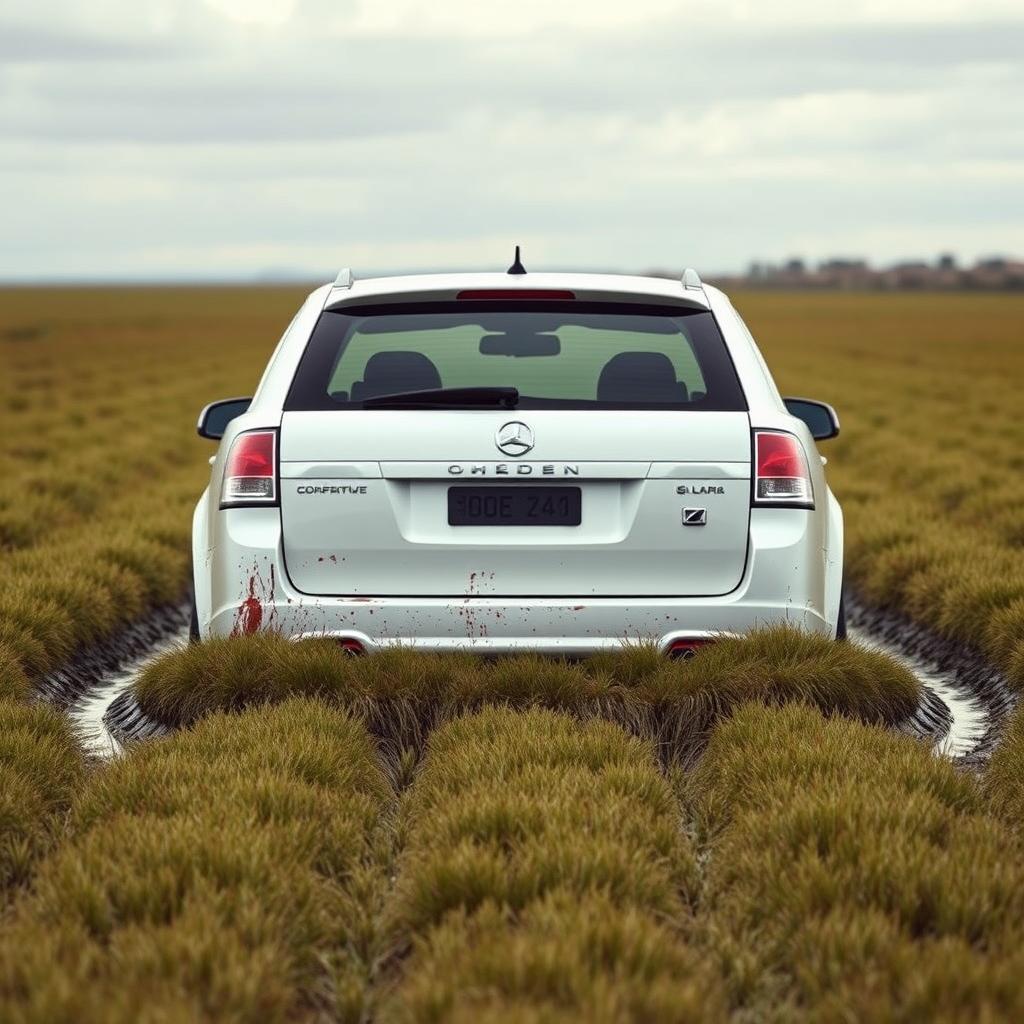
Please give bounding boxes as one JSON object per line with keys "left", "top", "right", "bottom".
{"left": 709, "top": 285, "right": 843, "bottom": 632}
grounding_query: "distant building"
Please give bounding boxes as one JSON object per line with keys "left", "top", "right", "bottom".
{"left": 699, "top": 253, "right": 1023, "bottom": 291}
{"left": 819, "top": 258, "right": 868, "bottom": 272}
{"left": 978, "top": 257, "right": 1008, "bottom": 271}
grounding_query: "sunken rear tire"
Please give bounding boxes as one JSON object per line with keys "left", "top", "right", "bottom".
{"left": 836, "top": 587, "right": 847, "bottom": 641}
{"left": 189, "top": 587, "right": 200, "bottom": 643}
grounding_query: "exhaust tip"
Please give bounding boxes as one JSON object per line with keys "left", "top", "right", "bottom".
{"left": 667, "top": 638, "right": 712, "bottom": 660}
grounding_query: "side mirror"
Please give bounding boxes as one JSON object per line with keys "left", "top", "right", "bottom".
{"left": 783, "top": 397, "right": 840, "bottom": 441}
{"left": 197, "top": 397, "right": 252, "bottom": 440}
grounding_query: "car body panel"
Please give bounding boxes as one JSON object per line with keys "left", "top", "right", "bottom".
{"left": 203, "top": 505, "right": 830, "bottom": 649}
{"left": 278, "top": 407, "right": 752, "bottom": 598}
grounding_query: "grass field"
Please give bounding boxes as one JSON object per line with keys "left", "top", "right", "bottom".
{"left": 754, "top": 292, "right": 1024, "bottom": 686}
{"left": 1, "top": 285, "right": 1023, "bottom": 1020}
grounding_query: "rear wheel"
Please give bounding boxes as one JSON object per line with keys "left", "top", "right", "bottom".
{"left": 835, "top": 586, "right": 847, "bottom": 641}
{"left": 188, "top": 586, "right": 200, "bottom": 643}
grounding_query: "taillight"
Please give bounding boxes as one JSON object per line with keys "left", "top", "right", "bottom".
{"left": 754, "top": 431, "right": 813, "bottom": 507}
{"left": 220, "top": 430, "right": 277, "bottom": 506}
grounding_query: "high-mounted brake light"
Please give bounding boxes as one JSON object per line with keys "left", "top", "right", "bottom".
{"left": 754, "top": 431, "right": 813, "bottom": 507}
{"left": 221, "top": 430, "right": 277, "bottom": 506}
{"left": 456, "top": 289, "right": 576, "bottom": 301}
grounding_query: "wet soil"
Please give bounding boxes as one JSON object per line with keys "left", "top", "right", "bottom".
{"left": 37, "top": 601, "right": 189, "bottom": 757}
{"left": 847, "top": 593, "right": 1017, "bottom": 768}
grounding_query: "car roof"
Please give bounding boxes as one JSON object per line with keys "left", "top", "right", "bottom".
{"left": 322, "top": 272, "right": 712, "bottom": 312}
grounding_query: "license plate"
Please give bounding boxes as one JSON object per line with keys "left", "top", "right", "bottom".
{"left": 448, "top": 486, "right": 582, "bottom": 526}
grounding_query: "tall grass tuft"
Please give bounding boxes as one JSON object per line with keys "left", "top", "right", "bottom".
{"left": 0, "top": 698, "right": 394, "bottom": 1024}
{"left": 983, "top": 705, "right": 1024, "bottom": 825}
{"left": 378, "top": 706, "right": 725, "bottom": 1022}
{"left": 688, "top": 701, "right": 1024, "bottom": 1020}
{"left": 130, "top": 627, "right": 921, "bottom": 766}
{"left": 0, "top": 698, "right": 85, "bottom": 896}
{"left": 0, "top": 643, "right": 31, "bottom": 702}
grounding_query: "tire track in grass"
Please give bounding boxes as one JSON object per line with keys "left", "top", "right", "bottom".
{"left": 374, "top": 706, "right": 726, "bottom": 1023}
{"left": 58, "top": 606, "right": 1011, "bottom": 765}
{"left": 31, "top": 600, "right": 189, "bottom": 758}
{"left": 35, "top": 602, "right": 191, "bottom": 712}
{"left": 848, "top": 592, "right": 1017, "bottom": 765}
{"left": 64, "top": 623, "right": 189, "bottom": 758}
{"left": 35, "top": 586, "right": 1010, "bottom": 771}
{"left": 850, "top": 623, "right": 986, "bottom": 757}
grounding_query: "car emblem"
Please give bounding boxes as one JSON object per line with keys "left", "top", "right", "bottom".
{"left": 682, "top": 508, "right": 707, "bottom": 526}
{"left": 495, "top": 421, "right": 534, "bottom": 457}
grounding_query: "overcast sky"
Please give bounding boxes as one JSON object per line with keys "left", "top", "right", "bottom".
{"left": 2, "top": 0, "right": 1022, "bottom": 281}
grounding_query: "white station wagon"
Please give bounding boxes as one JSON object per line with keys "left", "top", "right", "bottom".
{"left": 192, "top": 255, "right": 844, "bottom": 654}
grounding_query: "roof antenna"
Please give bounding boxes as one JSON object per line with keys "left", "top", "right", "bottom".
{"left": 507, "top": 244, "right": 527, "bottom": 275}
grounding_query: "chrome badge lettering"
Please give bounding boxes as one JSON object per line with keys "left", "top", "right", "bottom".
{"left": 447, "top": 463, "right": 579, "bottom": 476}
{"left": 676, "top": 484, "right": 725, "bottom": 495}
{"left": 296, "top": 485, "right": 368, "bottom": 495}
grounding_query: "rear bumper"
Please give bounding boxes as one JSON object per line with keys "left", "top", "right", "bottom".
{"left": 202, "top": 506, "right": 837, "bottom": 650}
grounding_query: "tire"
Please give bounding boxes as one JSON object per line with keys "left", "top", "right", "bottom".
{"left": 188, "top": 586, "right": 200, "bottom": 643}
{"left": 835, "top": 586, "right": 847, "bottom": 641}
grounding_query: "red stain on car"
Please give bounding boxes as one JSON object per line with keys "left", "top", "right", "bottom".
{"left": 236, "top": 576, "right": 263, "bottom": 634}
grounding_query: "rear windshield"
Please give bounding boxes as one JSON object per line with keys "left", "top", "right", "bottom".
{"left": 285, "top": 302, "right": 746, "bottom": 411}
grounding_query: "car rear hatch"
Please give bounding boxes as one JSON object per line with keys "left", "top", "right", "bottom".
{"left": 278, "top": 295, "right": 751, "bottom": 597}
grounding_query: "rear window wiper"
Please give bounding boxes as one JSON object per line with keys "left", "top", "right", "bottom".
{"left": 360, "top": 386, "right": 520, "bottom": 409}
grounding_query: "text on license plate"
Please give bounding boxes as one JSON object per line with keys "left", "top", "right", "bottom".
{"left": 447, "top": 486, "right": 582, "bottom": 526}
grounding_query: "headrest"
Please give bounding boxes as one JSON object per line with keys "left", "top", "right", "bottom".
{"left": 352, "top": 351, "right": 443, "bottom": 400}
{"left": 597, "top": 351, "right": 686, "bottom": 403}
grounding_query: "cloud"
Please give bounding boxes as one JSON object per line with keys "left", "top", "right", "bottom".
{"left": 0, "top": 1, "right": 1022, "bottom": 278}
{"left": 0, "top": 22, "right": 188, "bottom": 63}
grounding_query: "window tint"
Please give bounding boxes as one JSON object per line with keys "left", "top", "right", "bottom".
{"left": 285, "top": 303, "right": 746, "bottom": 412}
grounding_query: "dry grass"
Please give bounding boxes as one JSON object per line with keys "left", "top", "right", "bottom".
{"left": 741, "top": 291, "right": 1024, "bottom": 687}
{"left": 0, "top": 288, "right": 310, "bottom": 905}
{"left": 2, "top": 287, "right": 1023, "bottom": 1020}
{"left": 0, "top": 699, "right": 85, "bottom": 898}
{"left": 127, "top": 628, "right": 921, "bottom": 764}
{"left": 0, "top": 644, "right": 31, "bottom": 702}
{"left": 687, "top": 701, "right": 1024, "bottom": 1020}
{"left": 0, "top": 286, "right": 304, "bottom": 680}
{"left": 377, "top": 706, "right": 725, "bottom": 1022}
{"left": 983, "top": 705, "right": 1024, "bottom": 826}
{"left": 0, "top": 698, "right": 393, "bottom": 1024}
